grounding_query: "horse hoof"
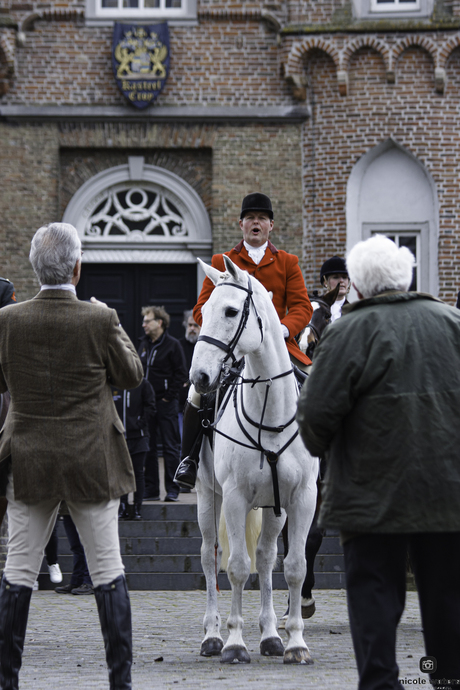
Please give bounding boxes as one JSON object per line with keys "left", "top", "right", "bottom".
{"left": 283, "top": 647, "right": 314, "bottom": 665}
{"left": 260, "top": 636, "right": 285, "bottom": 656}
{"left": 221, "top": 645, "right": 251, "bottom": 664}
{"left": 200, "top": 638, "right": 224, "bottom": 657}
{"left": 301, "top": 598, "right": 316, "bottom": 619}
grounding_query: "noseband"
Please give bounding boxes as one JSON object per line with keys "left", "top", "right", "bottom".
{"left": 197, "top": 275, "right": 264, "bottom": 367}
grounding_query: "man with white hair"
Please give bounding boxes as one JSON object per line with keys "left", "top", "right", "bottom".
{"left": 297, "top": 234, "right": 460, "bottom": 690}
{"left": 0, "top": 222, "right": 143, "bottom": 689}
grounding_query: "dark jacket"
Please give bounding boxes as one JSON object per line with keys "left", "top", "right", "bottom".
{"left": 178, "top": 336, "right": 195, "bottom": 408}
{"left": 111, "top": 378, "right": 156, "bottom": 439}
{"left": 297, "top": 291, "right": 460, "bottom": 535}
{"left": 138, "top": 331, "right": 187, "bottom": 403}
{"left": 0, "top": 278, "right": 16, "bottom": 309}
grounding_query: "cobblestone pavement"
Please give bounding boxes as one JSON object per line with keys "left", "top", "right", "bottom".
{"left": 21, "top": 588, "right": 426, "bottom": 689}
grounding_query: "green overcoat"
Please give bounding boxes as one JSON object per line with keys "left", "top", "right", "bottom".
{"left": 297, "top": 291, "right": 460, "bottom": 534}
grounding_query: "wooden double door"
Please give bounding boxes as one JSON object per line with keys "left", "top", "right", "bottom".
{"left": 77, "top": 263, "right": 198, "bottom": 345}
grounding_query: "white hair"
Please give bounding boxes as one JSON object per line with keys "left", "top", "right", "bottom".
{"left": 346, "top": 235, "right": 415, "bottom": 299}
{"left": 29, "top": 223, "right": 81, "bottom": 285}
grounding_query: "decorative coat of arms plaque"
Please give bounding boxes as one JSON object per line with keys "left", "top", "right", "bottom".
{"left": 112, "top": 23, "right": 170, "bottom": 109}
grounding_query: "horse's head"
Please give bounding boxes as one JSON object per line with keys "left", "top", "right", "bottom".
{"left": 191, "top": 256, "right": 273, "bottom": 394}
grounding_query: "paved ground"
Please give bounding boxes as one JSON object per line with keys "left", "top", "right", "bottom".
{"left": 21, "top": 588, "right": 427, "bottom": 689}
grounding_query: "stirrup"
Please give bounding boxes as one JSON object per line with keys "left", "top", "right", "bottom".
{"left": 174, "top": 457, "right": 198, "bottom": 489}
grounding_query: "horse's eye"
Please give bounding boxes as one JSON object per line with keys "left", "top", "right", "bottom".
{"left": 225, "top": 307, "right": 239, "bottom": 318}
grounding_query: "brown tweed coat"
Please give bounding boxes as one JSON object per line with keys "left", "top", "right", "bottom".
{"left": 0, "top": 290, "right": 143, "bottom": 503}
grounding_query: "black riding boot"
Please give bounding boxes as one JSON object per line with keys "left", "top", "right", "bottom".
{"left": 0, "top": 578, "right": 33, "bottom": 690}
{"left": 174, "top": 401, "right": 204, "bottom": 489}
{"left": 94, "top": 575, "right": 132, "bottom": 690}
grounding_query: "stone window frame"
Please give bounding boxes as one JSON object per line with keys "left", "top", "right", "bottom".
{"left": 85, "top": 0, "right": 197, "bottom": 25}
{"left": 351, "top": 0, "right": 433, "bottom": 19}
{"left": 346, "top": 139, "right": 439, "bottom": 298}
{"left": 61, "top": 157, "right": 212, "bottom": 266}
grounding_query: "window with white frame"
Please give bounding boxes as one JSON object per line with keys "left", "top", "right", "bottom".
{"left": 86, "top": 0, "right": 196, "bottom": 22}
{"left": 351, "top": 0, "right": 432, "bottom": 19}
{"left": 371, "top": 230, "right": 420, "bottom": 290}
{"left": 370, "top": 0, "right": 420, "bottom": 12}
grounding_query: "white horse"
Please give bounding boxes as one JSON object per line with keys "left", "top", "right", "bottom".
{"left": 191, "top": 256, "right": 319, "bottom": 665}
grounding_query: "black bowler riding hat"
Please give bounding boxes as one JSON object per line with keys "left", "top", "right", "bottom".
{"left": 320, "top": 256, "right": 348, "bottom": 284}
{"left": 240, "top": 193, "right": 274, "bottom": 220}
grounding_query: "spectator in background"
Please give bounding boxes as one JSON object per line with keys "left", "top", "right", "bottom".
{"left": 112, "top": 379, "right": 156, "bottom": 520}
{"left": 0, "top": 276, "right": 16, "bottom": 527}
{"left": 0, "top": 277, "right": 16, "bottom": 309}
{"left": 178, "top": 310, "right": 200, "bottom": 437}
{"left": 138, "top": 306, "right": 187, "bottom": 503}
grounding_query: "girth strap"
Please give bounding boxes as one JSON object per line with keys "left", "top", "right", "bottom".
{"left": 265, "top": 452, "right": 281, "bottom": 517}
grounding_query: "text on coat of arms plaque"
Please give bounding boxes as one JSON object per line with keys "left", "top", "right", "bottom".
{"left": 112, "top": 23, "right": 170, "bottom": 109}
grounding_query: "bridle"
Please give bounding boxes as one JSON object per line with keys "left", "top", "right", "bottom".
{"left": 197, "top": 275, "right": 264, "bottom": 367}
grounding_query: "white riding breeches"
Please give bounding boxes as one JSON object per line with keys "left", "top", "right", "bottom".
{"left": 4, "top": 472, "right": 124, "bottom": 589}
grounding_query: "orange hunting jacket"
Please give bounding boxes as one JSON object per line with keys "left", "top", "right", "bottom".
{"left": 193, "top": 240, "right": 313, "bottom": 366}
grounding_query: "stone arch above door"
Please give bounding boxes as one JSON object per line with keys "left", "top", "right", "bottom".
{"left": 346, "top": 139, "right": 438, "bottom": 295}
{"left": 62, "top": 156, "right": 212, "bottom": 265}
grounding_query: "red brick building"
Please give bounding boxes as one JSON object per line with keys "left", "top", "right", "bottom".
{"left": 1, "top": 0, "right": 460, "bottom": 336}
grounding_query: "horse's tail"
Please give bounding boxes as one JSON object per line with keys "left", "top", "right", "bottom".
{"left": 218, "top": 507, "right": 263, "bottom": 574}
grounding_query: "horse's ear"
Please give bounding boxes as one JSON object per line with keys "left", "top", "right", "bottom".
{"left": 197, "top": 257, "right": 224, "bottom": 286}
{"left": 222, "top": 255, "right": 246, "bottom": 284}
{"left": 268, "top": 291, "right": 274, "bottom": 301}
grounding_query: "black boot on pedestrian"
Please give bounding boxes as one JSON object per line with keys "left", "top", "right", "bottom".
{"left": 118, "top": 501, "right": 127, "bottom": 520}
{"left": 0, "top": 577, "right": 33, "bottom": 690}
{"left": 94, "top": 575, "right": 132, "bottom": 690}
{"left": 133, "top": 503, "right": 142, "bottom": 521}
{"left": 174, "top": 401, "right": 203, "bottom": 490}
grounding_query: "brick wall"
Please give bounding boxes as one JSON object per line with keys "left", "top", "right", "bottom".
{"left": 2, "top": 0, "right": 460, "bottom": 303}
{"left": 295, "top": 41, "right": 460, "bottom": 301}
{"left": 2, "top": 15, "right": 290, "bottom": 106}
{"left": 0, "top": 120, "right": 303, "bottom": 301}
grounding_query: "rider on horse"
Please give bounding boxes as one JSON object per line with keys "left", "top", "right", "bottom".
{"left": 320, "top": 256, "right": 350, "bottom": 321}
{"left": 174, "top": 192, "right": 313, "bottom": 490}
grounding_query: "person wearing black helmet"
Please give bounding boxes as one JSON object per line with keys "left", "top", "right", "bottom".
{"left": 174, "top": 192, "right": 313, "bottom": 490}
{"left": 320, "top": 256, "right": 350, "bottom": 322}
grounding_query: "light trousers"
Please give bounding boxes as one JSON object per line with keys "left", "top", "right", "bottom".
{"left": 4, "top": 473, "right": 124, "bottom": 588}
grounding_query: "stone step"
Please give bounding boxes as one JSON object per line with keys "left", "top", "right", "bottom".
{"left": 37, "top": 506, "right": 345, "bottom": 591}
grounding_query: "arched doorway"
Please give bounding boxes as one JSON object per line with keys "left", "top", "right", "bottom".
{"left": 346, "top": 139, "right": 438, "bottom": 295}
{"left": 62, "top": 157, "right": 212, "bottom": 342}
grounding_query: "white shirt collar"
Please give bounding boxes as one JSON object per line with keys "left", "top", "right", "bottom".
{"left": 243, "top": 240, "right": 268, "bottom": 265}
{"left": 40, "top": 283, "right": 76, "bottom": 295}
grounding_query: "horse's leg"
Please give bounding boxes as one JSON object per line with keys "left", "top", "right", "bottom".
{"left": 301, "top": 510, "right": 324, "bottom": 618}
{"left": 221, "top": 495, "right": 251, "bottom": 664}
{"left": 283, "top": 486, "right": 316, "bottom": 665}
{"left": 301, "top": 474, "right": 324, "bottom": 618}
{"left": 197, "top": 481, "right": 224, "bottom": 657}
{"left": 257, "top": 508, "right": 286, "bottom": 657}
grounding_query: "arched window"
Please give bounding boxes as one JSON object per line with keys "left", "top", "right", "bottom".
{"left": 62, "top": 156, "right": 212, "bottom": 266}
{"left": 346, "top": 139, "right": 438, "bottom": 295}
